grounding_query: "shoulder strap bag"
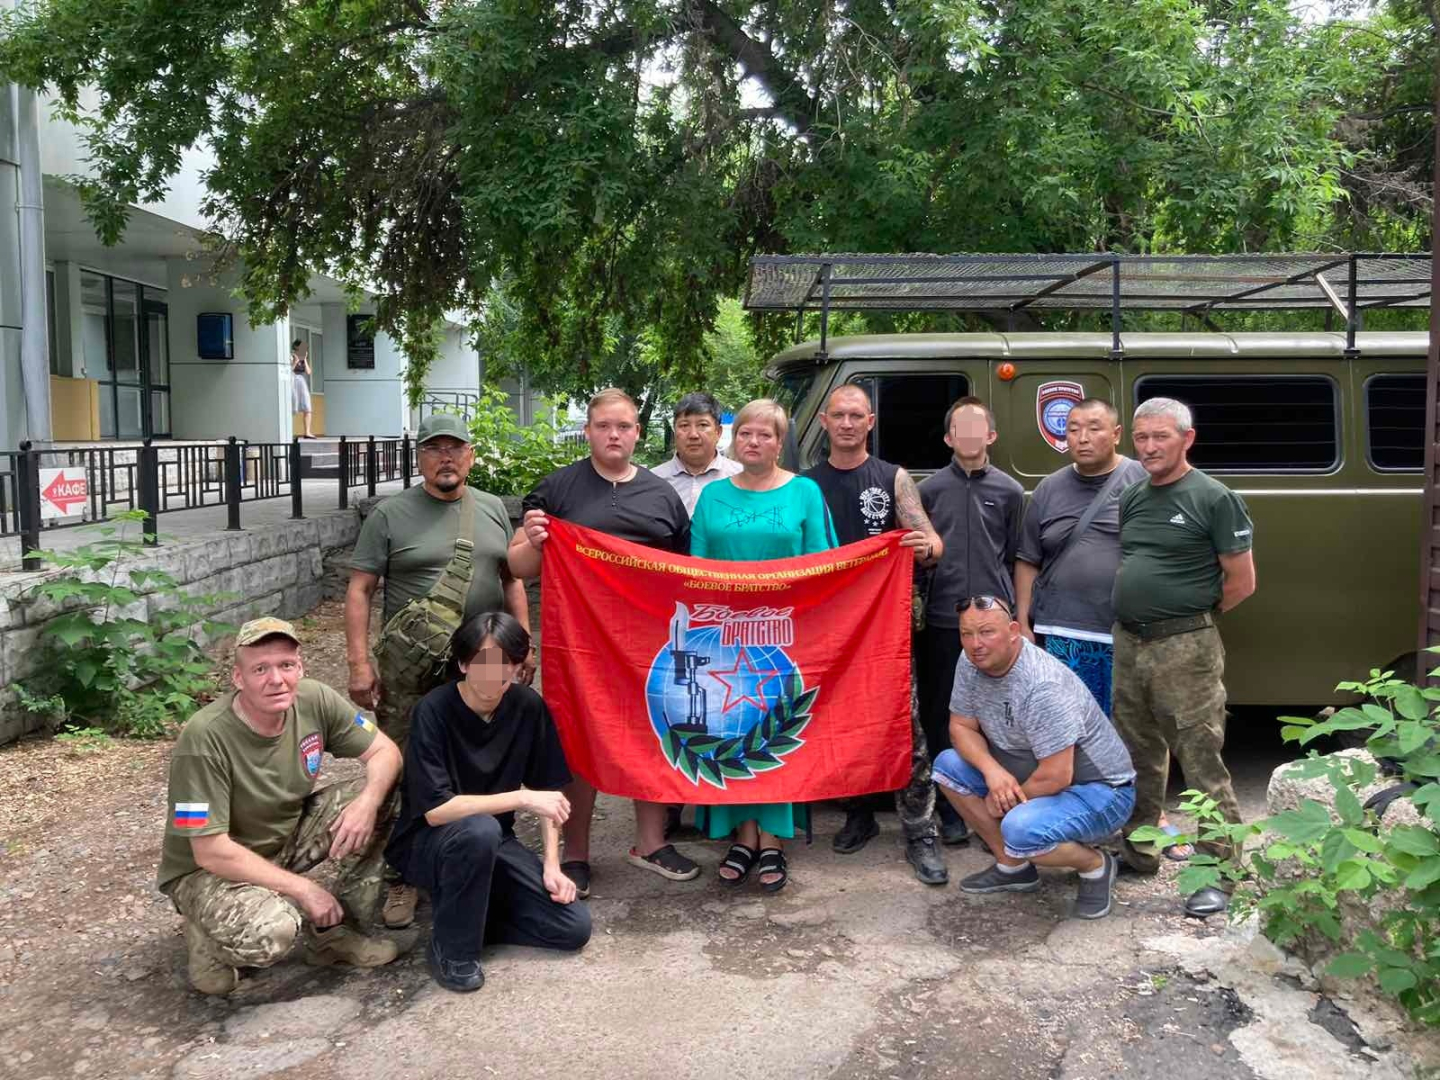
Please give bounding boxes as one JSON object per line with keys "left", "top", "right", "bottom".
{"left": 1030, "top": 465, "right": 1130, "bottom": 625}
{"left": 374, "top": 489, "right": 478, "bottom": 690}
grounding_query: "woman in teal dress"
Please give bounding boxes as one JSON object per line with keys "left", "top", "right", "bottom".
{"left": 689, "top": 398, "right": 836, "bottom": 892}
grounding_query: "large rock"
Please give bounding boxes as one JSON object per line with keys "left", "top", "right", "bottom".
{"left": 1264, "top": 749, "right": 1434, "bottom": 971}
{"left": 1267, "top": 748, "right": 1429, "bottom": 831}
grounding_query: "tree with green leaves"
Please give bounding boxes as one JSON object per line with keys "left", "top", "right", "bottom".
{"left": 0, "top": 0, "right": 1425, "bottom": 401}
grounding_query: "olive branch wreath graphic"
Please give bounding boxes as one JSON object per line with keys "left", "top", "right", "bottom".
{"left": 661, "top": 673, "right": 818, "bottom": 789}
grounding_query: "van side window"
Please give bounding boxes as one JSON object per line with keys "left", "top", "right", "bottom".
{"left": 1134, "top": 375, "right": 1339, "bottom": 472}
{"left": 864, "top": 374, "right": 970, "bottom": 471}
{"left": 1365, "top": 374, "right": 1425, "bottom": 472}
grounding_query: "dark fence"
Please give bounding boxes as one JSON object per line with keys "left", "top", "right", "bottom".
{"left": 5, "top": 435, "right": 419, "bottom": 570}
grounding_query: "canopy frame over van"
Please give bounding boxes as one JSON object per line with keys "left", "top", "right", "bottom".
{"left": 743, "top": 252, "right": 1431, "bottom": 359}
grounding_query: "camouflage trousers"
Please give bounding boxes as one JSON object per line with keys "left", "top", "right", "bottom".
{"left": 841, "top": 668, "right": 938, "bottom": 842}
{"left": 374, "top": 658, "right": 443, "bottom": 753}
{"left": 169, "top": 777, "right": 398, "bottom": 969}
{"left": 374, "top": 659, "right": 440, "bottom": 883}
{"left": 1110, "top": 624, "right": 1244, "bottom": 875}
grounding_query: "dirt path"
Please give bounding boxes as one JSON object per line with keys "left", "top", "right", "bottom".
{"left": 0, "top": 600, "right": 1433, "bottom": 1080}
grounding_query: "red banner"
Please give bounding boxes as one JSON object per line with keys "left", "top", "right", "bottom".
{"left": 540, "top": 519, "right": 913, "bottom": 804}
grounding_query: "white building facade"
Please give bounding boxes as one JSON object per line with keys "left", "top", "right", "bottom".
{"left": 0, "top": 72, "right": 523, "bottom": 449}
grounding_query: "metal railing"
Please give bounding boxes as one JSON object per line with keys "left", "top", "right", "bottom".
{"left": 4, "top": 435, "right": 421, "bottom": 570}
{"left": 420, "top": 390, "right": 481, "bottom": 421}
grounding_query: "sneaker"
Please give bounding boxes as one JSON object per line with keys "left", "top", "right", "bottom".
{"left": 832, "top": 809, "right": 880, "bottom": 854}
{"left": 904, "top": 836, "right": 949, "bottom": 886}
{"left": 958, "top": 861, "right": 1040, "bottom": 894}
{"left": 184, "top": 920, "right": 239, "bottom": 996}
{"left": 382, "top": 882, "right": 418, "bottom": 929}
{"left": 940, "top": 817, "right": 972, "bottom": 847}
{"left": 1073, "top": 851, "right": 1117, "bottom": 920}
{"left": 626, "top": 844, "right": 701, "bottom": 881}
{"left": 427, "top": 937, "right": 484, "bottom": 993}
{"left": 303, "top": 924, "right": 413, "bottom": 968}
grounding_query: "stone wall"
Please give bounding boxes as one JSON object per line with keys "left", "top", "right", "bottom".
{"left": 0, "top": 493, "right": 530, "bottom": 746}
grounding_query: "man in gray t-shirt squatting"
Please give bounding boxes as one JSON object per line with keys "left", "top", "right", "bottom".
{"left": 932, "top": 596, "right": 1136, "bottom": 920}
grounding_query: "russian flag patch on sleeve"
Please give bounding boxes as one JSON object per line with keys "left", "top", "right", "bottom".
{"left": 354, "top": 713, "right": 377, "bottom": 734}
{"left": 173, "top": 802, "right": 210, "bottom": 829}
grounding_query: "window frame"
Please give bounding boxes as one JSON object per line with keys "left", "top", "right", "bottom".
{"left": 1362, "top": 371, "right": 1425, "bottom": 474}
{"left": 846, "top": 370, "right": 972, "bottom": 474}
{"left": 1131, "top": 371, "right": 1343, "bottom": 476}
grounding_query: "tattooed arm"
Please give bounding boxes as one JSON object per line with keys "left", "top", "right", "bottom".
{"left": 895, "top": 468, "right": 943, "bottom": 567}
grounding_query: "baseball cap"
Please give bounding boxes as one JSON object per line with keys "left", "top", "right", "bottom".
{"left": 235, "top": 617, "right": 300, "bottom": 648}
{"left": 416, "top": 414, "right": 472, "bottom": 446}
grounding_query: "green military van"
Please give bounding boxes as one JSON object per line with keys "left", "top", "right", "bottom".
{"left": 747, "top": 255, "right": 1430, "bottom": 707}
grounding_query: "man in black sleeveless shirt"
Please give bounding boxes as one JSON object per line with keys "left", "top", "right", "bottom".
{"left": 802, "top": 384, "right": 949, "bottom": 885}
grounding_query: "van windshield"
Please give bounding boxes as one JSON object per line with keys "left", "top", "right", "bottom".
{"left": 771, "top": 369, "right": 815, "bottom": 415}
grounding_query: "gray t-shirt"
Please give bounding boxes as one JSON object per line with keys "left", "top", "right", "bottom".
{"left": 1017, "top": 458, "right": 1148, "bottom": 639}
{"left": 948, "top": 640, "right": 1135, "bottom": 786}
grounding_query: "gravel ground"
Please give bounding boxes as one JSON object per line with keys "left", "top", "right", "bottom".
{"left": 1, "top": 598, "right": 1435, "bottom": 1080}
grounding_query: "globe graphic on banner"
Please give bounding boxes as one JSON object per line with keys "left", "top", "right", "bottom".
{"left": 645, "top": 624, "right": 800, "bottom": 746}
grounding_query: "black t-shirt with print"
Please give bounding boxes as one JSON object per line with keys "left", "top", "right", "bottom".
{"left": 803, "top": 456, "right": 901, "bottom": 545}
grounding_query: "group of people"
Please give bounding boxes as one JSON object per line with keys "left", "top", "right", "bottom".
{"left": 158, "top": 379, "right": 1256, "bottom": 997}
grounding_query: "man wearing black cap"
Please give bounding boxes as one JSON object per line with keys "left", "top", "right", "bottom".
{"left": 346, "top": 413, "right": 528, "bottom": 928}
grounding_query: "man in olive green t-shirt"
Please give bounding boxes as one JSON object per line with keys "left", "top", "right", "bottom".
{"left": 1110, "top": 398, "right": 1257, "bottom": 920}
{"left": 346, "top": 414, "right": 528, "bottom": 928}
{"left": 159, "top": 618, "right": 408, "bottom": 995}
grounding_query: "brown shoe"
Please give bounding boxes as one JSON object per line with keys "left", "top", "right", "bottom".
{"left": 184, "top": 920, "right": 239, "bottom": 996}
{"left": 303, "top": 924, "right": 414, "bottom": 968}
{"left": 382, "top": 882, "right": 418, "bottom": 929}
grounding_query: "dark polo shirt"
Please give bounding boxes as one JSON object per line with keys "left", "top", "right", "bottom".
{"left": 920, "top": 459, "right": 1025, "bottom": 629}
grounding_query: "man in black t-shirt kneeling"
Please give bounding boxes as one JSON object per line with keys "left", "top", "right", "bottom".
{"left": 385, "top": 612, "right": 591, "bottom": 993}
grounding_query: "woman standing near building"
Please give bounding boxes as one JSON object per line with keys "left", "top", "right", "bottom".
{"left": 689, "top": 398, "right": 836, "bottom": 893}
{"left": 292, "top": 339, "right": 314, "bottom": 439}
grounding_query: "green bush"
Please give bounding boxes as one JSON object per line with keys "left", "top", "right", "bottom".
{"left": 18, "top": 511, "right": 236, "bottom": 739}
{"left": 1133, "top": 658, "right": 1440, "bottom": 1025}
{"left": 464, "top": 387, "right": 587, "bottom": 497}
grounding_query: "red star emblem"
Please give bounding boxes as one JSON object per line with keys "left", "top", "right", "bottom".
{"left": 708, "top": 647, "right": 780, "bottom": 714}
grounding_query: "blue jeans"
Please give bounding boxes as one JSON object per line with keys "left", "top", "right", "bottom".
{"left": 932, "top": 749, "right": 1135, "bottom": 860}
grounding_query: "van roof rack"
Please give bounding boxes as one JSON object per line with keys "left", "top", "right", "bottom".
{"left": 743, "top": 252, "right": 1431, "bottom": 358}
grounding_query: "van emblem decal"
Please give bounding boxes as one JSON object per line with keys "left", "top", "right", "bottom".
{"left": 1036, "top": 380, "right": 1085, "bottom": 453}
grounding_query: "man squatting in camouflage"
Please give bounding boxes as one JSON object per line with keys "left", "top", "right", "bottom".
{"left": 157, "top": 618, "right": 411, "bottom": 995}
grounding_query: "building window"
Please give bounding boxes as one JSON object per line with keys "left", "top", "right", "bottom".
{"left": 844, "top": 373, "right": 971, "bottom": 472}
{"left": 46, "top": 270, "right": 58, "bottom": 375}
{"left": 81, "top": 269, "right": 171, "bottom": 439}
{"left": 1134, "top": 375, "right": 1340, "bottom": 473}
{"left": 1365, "top": 373, "right": 1425, "bottom": 472}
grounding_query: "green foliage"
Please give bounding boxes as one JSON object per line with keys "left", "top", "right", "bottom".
{"left": 53, "top": 725, "right": 114, "bottom": 756}
{"left": 0, "top": 1, "right": 1426, "bottom": 399}
{"left": 1133, "top": 661, "right": 1440, "bottom": 1025}
{"left": 17, "top": 512, "right": 237, "bottom": 740}
{"left": 692, "top": 298, "right": 769, "bottom": 412}
{"left": 463, "top": 390, "right": 587, "bottom": 498}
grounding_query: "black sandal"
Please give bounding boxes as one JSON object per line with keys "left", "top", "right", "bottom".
{"left": 717, "top": 843, "right": 757, "bottom": 886}
{"left": 757, "top": 847, "right": 788, "bottom": 893}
